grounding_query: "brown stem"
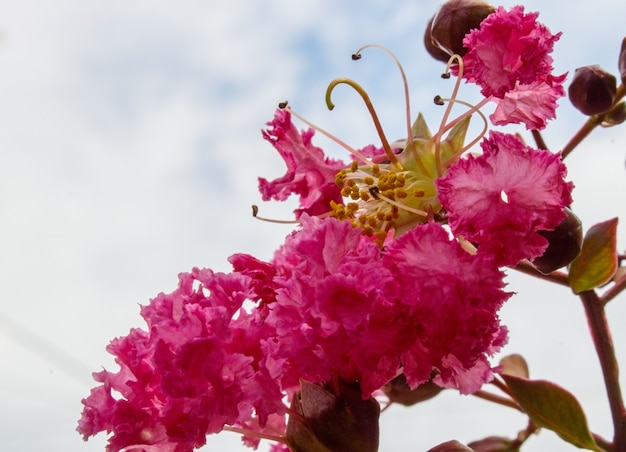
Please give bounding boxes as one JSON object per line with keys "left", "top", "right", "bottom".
{"left": 601, "top": 274, "right": 626, "bottom": 306}
{"left": 580, "top": 290, "right": 626, "bottom": 450}
{"left": 531, "top": 129, "right": 548, "bottom": 150}
{"left": 561, "top": 84, "right": 626, "bottom": 160}
{"left": 511, "top": 260, "right": 570, "bottom": 287}
{"left": 472, "top": 389, "right": 522, "bottom": 411}
{"left": 594, "top": 433, "right": 615, "bottom": 452}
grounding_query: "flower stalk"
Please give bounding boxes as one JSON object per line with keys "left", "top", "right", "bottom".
{"left": 580, "top": 290, "right": 626, "bottom": 451}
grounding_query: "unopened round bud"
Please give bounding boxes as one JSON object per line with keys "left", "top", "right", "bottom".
{"left": 424, "top": 16, "right": 454, "bottom": 63}
{"left": 425, "top": 0, "right": 495, "bottom": 61}
{"left": 533, "top": 208, "right": 582, "bottom": 274}
{"left": 568, "top": 65, "right": 617, "bottom": 116}
{"left": 382, "top": 374, "right": 443, "bottom": 406}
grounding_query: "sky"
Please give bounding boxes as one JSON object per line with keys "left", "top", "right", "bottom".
{"left": 0, "top": 0, "right": 625, "bottom": 451}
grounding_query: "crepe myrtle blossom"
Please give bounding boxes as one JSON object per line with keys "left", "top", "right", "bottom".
{"left": 78, "top": 215, "right": 511, "bottom": 451}
{"left": 458, "top": 5, "right": 566, "bottom": 130}
{"left": 79, "top": 11, "right": 575, "bottom": 452}
{"left": 263, "top": 44, "right": 572, "bottom": 265}
{"left": 78, "top": 268, "right": 289, "bottom": 451}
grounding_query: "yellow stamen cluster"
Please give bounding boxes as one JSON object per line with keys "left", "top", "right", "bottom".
{"left": 331, "top": 159, "right": 430, "bottom": 245}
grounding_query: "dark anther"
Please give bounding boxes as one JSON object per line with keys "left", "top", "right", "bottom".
{"left": 369, "top": 186, "right": 380, "bottom": 198}
{"left": 441, "top": 72, "right": 451, "bottom": 79}
{"left": 434, "top": 95, "right": 445, "bottom": 105}
{"left": 278, "top": 101, "right": 288, "bottom": 109}
{"left": 251, "top": 205, "right": 259, "bottom": 217}
{"left": 351, "top": 53, "right": 362, "bottom": 61}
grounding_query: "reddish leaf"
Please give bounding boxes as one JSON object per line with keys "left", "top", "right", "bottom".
{"left": 468, "top": 436, "right": 516, "bottom": 452}
{"left": 568, "top": 218, "right": 618, "bottom": 294}
{"left": 501, "top": 375, "right": 601, "bottom": 451}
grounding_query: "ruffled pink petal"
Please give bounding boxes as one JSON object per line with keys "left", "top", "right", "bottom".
{"left": 462, "top": 5, "right": 561, "bottom": 98}
{"left": 490, "top": 73, "right": 566, "bottom": 130}
{"left": 383, "top": 222, "right": 510, "bottom": 393}
{"left": 437, "top": 131, "right": 573, "bottom": 266}
{"left": 258, "top": 109, "right": 346, "bottom": 217}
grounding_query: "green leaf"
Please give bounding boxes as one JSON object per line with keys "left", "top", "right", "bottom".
{"left": 501, "top": 375, "right": 601, "bottom": 451}
{"left": 568, "top": 218, "right": 618, "bottom": 294}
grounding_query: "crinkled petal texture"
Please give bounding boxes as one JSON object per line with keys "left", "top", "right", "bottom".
{"left": 437, "top": 131, "right": 573, "bottom": 266}
{"left": 490, "top": 73, "right": 566, "bottom": 130}
{"left": 462, "top": 5, "right": 561, "bottom": 98}
{"left": 267, "top": 215, "right": 414, "bottom": 395}
{"left": 258, "top": 109, "right": 346, "bottom": 218}
{"left": 383, "top": 222, "right": 510, "bottom": 394}
{"left": 77, "top": 268, "right": 285, "bottom": 452}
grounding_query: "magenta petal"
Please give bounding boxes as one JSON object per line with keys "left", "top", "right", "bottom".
{"left": 259, "top": 109, "right": 346, "bottom": 217}
{"left": 437, "top": 131, "right": 573, "bottom": 266}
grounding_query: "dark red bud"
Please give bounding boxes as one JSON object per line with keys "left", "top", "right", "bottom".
{"left": 533, "top": 208, "right": 583, "bottom": 274}
{"left": 468, "top": 436, "right": 515, "bottom": 452}
{"left": 424, "top": 16, "right": 455, "bottom": 63}
{"left": 382, "top": 373, "right": 443, "bottom": 406}
{"left": 618, "top": 37, "right": 626, "bottom": 84}
{"left": 568, "top": 65, "right": 617, "bottom": 115}
{"left": 286, "top": 379, "right": 380, "bottom": 452}
{"left": 428, "top": 440, "right": 475, "bottom": 452}
{"left": 425, "top": 0, "right": 495, "bottom": 61}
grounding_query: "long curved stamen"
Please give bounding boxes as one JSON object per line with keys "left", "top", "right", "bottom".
{"left": 278, "top": 102, "right": 371, "bottom": 163}
{"left": 434, "top": 54, "right": 465, "bottom": 171}
{"left": 352, "top": 45, "right": 420, "bottom": 163}
{"left": 251, "top": 205, "right": 300, "bottom": 224}
{"left": 326, "top": 78, "right": 402, "bottom": 170}
{"left": 433, "top": 95, "right": 489, "bottom": 172}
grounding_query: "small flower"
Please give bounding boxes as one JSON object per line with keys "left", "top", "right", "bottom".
{"left": 462, "top": 5, "right": 562, "bottom": 98}
{"left": 437, "top": 131, "right": 573, "bottom": 266}
{"left": 77, "top": 268, "right": 287, "bottom": 451}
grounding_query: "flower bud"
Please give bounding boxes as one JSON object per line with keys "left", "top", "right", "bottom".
{"left": 568, "top": 65, "right": 617, "bottom": 115}
{"left": 468, "top": 436, "right": 515, "bottom": 451}
{"left": 286, "top": 379, "right": 380, "bottom": 452}
{"left": 428, "top": 440, "right": 475, "bottom": 452}
{"left": 533, "top": 208, "right": 582, "bottom": 274}
{"left": 425, "top": 0, "right": 495, "bottom": 61}
{"left": 382, "top": 374, "right": 443, "bottom": 406}
{"left": 617, "top": 38, "right": 626, "bottom": 85}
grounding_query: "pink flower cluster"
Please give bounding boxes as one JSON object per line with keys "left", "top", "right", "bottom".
{"left": 79, "top": 4, "right": 574, "bottom": 452}
{"left": 461, "top": 5, "right": 566, "bottom": 130}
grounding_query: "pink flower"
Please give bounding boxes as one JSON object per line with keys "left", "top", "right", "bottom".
{"left": 78, "top": 268, "right": 286, "bottom": 452}
{"left": 382, "top": 222, "right": 510, "bottom": 394}
{"left": 436, "top": 131, "right": 573, "bottom": 266}
{"left": 259, "top": 109, "right": 346, "bottom": 218}
{"left": 490, "top": 73, "right": 567, "bottom": 130}
{"left": 266, "top": 215, "right": 414, "bottom": 395}
{"left": 462, "top": 6, "right": 562, "bottom": 98}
